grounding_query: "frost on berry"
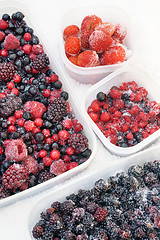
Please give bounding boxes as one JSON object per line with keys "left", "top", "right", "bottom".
{"left": 50, "top": 159, "right": 66, "bottom": 175}
{"left": 23, "top": 101, "right": 46, "bottom": 119}
{"left": 23, "top": 155, "right": 38, "bottom": 174}
{"left": 5, "top": 139, "right": 28, "bottom": 162}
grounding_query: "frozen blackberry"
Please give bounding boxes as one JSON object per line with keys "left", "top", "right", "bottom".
{"left": 0, "top": 62, "right": 15, "bottom": 81}
{"left": 1, "top": 163, "right": 28, "bottom": 190}
{"left": 0, "top": 184, "right": 10, "bottom": 199}
{"left": 68, "top": 133, "right": 88, "bottom": 152}
{"left": 32, "top": 225, "right": 43, "bottom": 239}
{"left": 0, "top": 95, "right": 22, "bottom": 118}
{"left": 47, "top": 97, "right": 67, "bottom": 123}
{"left": 32, "top": 53, "right": 50, "bottom": 70}
{"left": 92, "top": 228, "right": 108, "bottom": 239}
{"left": 60, "top": 200, "right": 75, "bottom": 214}
{"left": 38, "top": 171, "right": 54, "bottom": 184}
{"left": 14, "top": 19, "right": 26, "bottom": 28}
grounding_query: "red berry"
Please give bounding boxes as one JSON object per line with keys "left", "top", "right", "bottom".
{"left": 8, "top": 125, "right": 17, "bottom": 132}
{"left": 50, "top": 149, "right": 60, "bottom": 160}
{"left": 0, "top": 146, "right": 3, "bottom": 154}
{"left": 62, "top": 119, "right": 73, "bottom": 129}
{"left": 101, "top": 45, "right": 126, "bottom": 65}
{"left": 13, "top": 75, "right": 21, "bottom": 83}
{"left": 44, "top": 137, "right": 52, "bottom": 144}
{"left": 110, "top": 88, "right": 121, "bottom": 99}
{"left": 67, "top": 162, "right": 78, "bottom": 170}
{"left": 0, "top": 19, "right": 8, "bottom": 30}
{"left": 78, "top": 50, "right": 99, "bottom": 67}
{"left": 95, "top": 22, "right": 115, "bottom": 36}
{"left": 66, "top": 146, "right": 75, "bottom": 155}
{"left": 91, "top": 101, "right": 100, "bottom": 112}
{"left": 14, "top": 110, "right": 23, "bottom": 119}
{"left": 43, "top": 156, "right": 52, "bottom": 166}
{"left": 58, "top": 130, "right": 69, "bottom": 140}
{"left": 24, "top": 120, "right": 35, "bottom": 131}
{"left": 17, "top": 118, "right": 25, "bottom": 127}
{"left": 121, "top": 124, "right": 129, "bottom": 132}
{"left": 0, "top": 49, "right": 8, "bottom": 57}
{"left": 24, "top": 155, "right": 38, "bottom": 174}
{"left": 113, "top": 23, "right": 127, "bottom": 41}
{"left": 43, "top": 89, "right": 51, "bottom": 97}
{"left": 63, "top": 25, "right": 80, "bottom": 41}
{"left": 39, "top": 150, "right": 47, "bottom": 158}
{"left": 89, "top": 30, "right": 113, "bottom": 53}
{"left": 126, "top": 132, "right": 133, "bottom": 140}
{"left": 23, "top": 33, "right": 31, "bottom": 41}
{"left": 63, "top": 155, "right": 70, "bottom": 162}
{"left": 50, "top": 74, "right": 59, "bottom": 83}
{"left": 8, "top": 116, "right": 16, "bottom": 125}
{"left": 0, "top": 30, "right": 5, "bottom": 41}
{"left": 34, "top": 118, "right": 43, "bottom": 127}
{"left": 52, "top": 134, "right": 59, "bottom": 142}
{"left": 11, "top": 88, "right": 19, "bottom": 95}
{"left": 68, "top": 55, "right": 79, "bottom": 66}
{"left": 93, "top": 207, "right": 108, "bottom": 221}
{"left": 3, "top": 34, "right": 20, "bottom": 50}
{"left": 32, "top": 44, "right": 44, "bottom": 54}
{"left": 22, "top": 44, "right": 32, "bottom": 54}
{"left": 5, "top": 139, "right": 27, "bottom": 162}
{"left": 89, "top": 112, "right": 99, "bottom": 122}
{"left": 42, "top": 129, "right": 50, "bottom": 138}
{"left": 65, "top": 36, "right": 80, "bottom": 56}
{"left": 50, "top": 159, "right": 66, "bottom": 175}
{"left": 7, "top": 81, "right": 15, "bottom": 90}
{"left": 23, "top": 101, "right": 46, "bottom": 119}
{"left": 100, "top": 112, "right": 110, "bottom": 122}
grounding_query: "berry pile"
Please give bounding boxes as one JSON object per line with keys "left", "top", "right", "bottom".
{"left": 0, "top": 12, "right": 91, "bottom": 199}
{"left": 32, "top": 160, "right": 160, "bottom": 239}
{"left": 63, "top": 15, "right": 127, "bottom": 67}
{"left": 87, "top": 81, "right": 160, "bottom": 147}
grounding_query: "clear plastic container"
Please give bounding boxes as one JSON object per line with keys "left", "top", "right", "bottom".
{"left": 60, "top": 4, "right": 134, "bottom": 84}
{"left": 82, "top": 66, "right": 160, "bottom": 156}
{"left": 28, "top": 144, "right": 160, "bottom": 239}
{"left": 0, "top": 1, "right": 97, "bottom": 207}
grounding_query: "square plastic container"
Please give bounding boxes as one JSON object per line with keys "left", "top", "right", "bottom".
{"left": 60, "top": 4, "right": 134, "bottom": 84}
{"left": 82, "top": 66, "right": 160, "bottom": 156}
{"left": 28, "top": 144, "right": 160, "bottom": 239}
{"left": 0, "top": 1, "right": 97, "bottom": 207}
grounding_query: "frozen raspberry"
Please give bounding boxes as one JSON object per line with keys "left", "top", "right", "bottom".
{"left": 23, "top": 155, "right": 38, "bottom": 174}
{"left": 3, "top": 33, "right": 20, "bottom": 50}
{"left": 0, "top": 62, "right": 15, "bottom": 82}
{"left": 65, "top": 36, "right": 81, "bottom": 56}
{"left": 95, "top": 22, "right": 115, "bottom": 36}
{"left": 32, "top": 53, "right": 50, "bottom": 70}
{"left": 101, "top": 45, "right": 126, "bottom": 65}
{"left": 78, "top": 50, "right": 99, "bottom": 67}
{"left": 47, "top": 97, "right": 67, "bottom": 123}
{"left": 68, "top": 133, "right": 88, "bottom": 152}
{"left": 93, "top": 207, "right": 108, "bottom": 221}
{"left": 5, "top": 139, "right": 28, "bottom": 162}
{"left": 50, "top": 159, "right": 67, "bottom": 176}
{"left": 2, "top": 163, "right": 28, "bottom": 190}
{"left": 23, "top": 101, "right": 46, "bottom": 119}
{"left": 0, "top": 30, "right": 5, "bottom": 41}
{"left": 0, "top": 19, "right": 8, "bottom": 30}
{"left": 49, "top": 89, "right": 62, "bottom": 103}
{"left": 0, "top": 95, "right": 22, "bottom": 118}
{"left": 32, "top": 44, "right": 44, "bottom": 54}
{"left": 89, "top": 30, "right": 113, "bottom": 53}
{"left": 112, "top": 23, "right": 127, "bottom": 42}
{"left": 63, "top": 24, "right": 80, "bottom": 40}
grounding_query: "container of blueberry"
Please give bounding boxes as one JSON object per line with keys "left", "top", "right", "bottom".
{"left": 29, "top": 144, "right": 160, "bottom": 239}
{"left": 60, "top": 4, "right": 134, "bottom": 84}
{"left": 0, "top": 1, "right": 97, "bottom": 207}
{"left": 82, "top": 66, "right": 160, "bottom": 156}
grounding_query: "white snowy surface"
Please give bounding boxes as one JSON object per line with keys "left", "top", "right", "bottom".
{"left": 0, "top": 0, "right": 160, "bottom": 239}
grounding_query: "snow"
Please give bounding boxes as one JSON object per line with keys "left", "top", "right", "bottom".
{"left": 0, "top": 0, "right": 160, "bottom": 239}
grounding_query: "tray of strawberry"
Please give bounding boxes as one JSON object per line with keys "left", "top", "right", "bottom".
{"left": 0, "top": 6, "right": 96, "bottom": 206}
{"left": 29, "top": 145, "right": 160, "bottom": 239}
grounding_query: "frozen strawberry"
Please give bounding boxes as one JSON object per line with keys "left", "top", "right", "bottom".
{"left": 5, "top": 139, "right": 28, "bottom": 162}
{"left": 63, "top": 25, "right": 80, "bottom": 41}
{"left": 68, "top": 55, "right": 79, "bottom": 66}
{"left": 78, "top": 50, "right": 99, "bottom": 67}
{"left": 50, "top": 159, "right": 67, "bottom": 176}
{"left": 89, "top": 30, "right": 113, "bottom": 53}
{"left": 0, "top": 30, "right": 5, "bottom": 41}
{"left": 80, "top": 15, "right": 102, "bottom": 50}
{"left": 95, "top": 22, "right": 115, "bottom": 36}
{"left": 65, "top": 36, "right": 81, "bottom": 56}
{"left": 3, "top": 34, "right": 20, "bottom": 50}
{"left": 23, "top": 101, "right": 46, "bottom": 119}
{"left": 100, "top": 45, "right": 126, "bottom": 65}
{"left": 23, "top": 155, "right": 38, "bottom": 174}
{"left": 112, "top": 23, "right": 127, "bottom": 42}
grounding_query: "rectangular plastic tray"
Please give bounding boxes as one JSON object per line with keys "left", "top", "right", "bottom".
{"left": 60, "top": 4, "right": 134, "bottom": 84}
{"left": 82, "top": 66, "right": 160, "bottom": 156}
{"left": 28, "top": 143, "right": 160, "bottom": 239}
{"left": 0, "top": 1, "right": 97, "bottom": 207}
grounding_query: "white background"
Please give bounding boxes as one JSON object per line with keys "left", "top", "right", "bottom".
{"left": 0, "top": 0, "right": 160, "bottom": 239}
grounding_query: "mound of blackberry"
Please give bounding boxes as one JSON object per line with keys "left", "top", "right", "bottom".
{"left": 0, "top": 184, "right": 10, "bottom": 199}
{"left": 68, "top": 133, "right": 88, "bottom": 152}
{"left": 0, "top": 62, "right": 15, "bottom": 81}
{"left": 0, "top": 95, "right": 22, "bottom": 118}
{"left": 47, "top": 97, "right": 67, "bottom": 123}
{"left": 38, "top": 171, "right": 54, "bottom": 184}
{"left": 32, "top": 53, "right": 50, "bottom": 70}
{"left": 1, "top": 163, "right": 28, "bottom": 190}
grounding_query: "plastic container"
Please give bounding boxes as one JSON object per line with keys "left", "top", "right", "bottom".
{"left": 0, "top": 1, "right": 97, "bottom": 207}
{"left": 82, "top": 66, "right": 160, "bottom": 156}
{"left": 60, "top": 4, "right": 134, "bottom": 84}
{"left": 28, "top": 144, "right": 160, "bottom": 239}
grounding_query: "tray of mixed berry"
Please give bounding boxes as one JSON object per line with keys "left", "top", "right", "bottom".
{"left": 82, "top": 66, "right": 160, "bottom": 156}
{"left": 30, "top": 145, "right": 160, "bottom": 239}
{"left": 0, "top": 2, "right": 96, "bottom": 207}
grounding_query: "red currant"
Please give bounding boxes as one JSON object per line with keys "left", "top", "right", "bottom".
{"left": 50, "top": 149, "right": 60, "bottom": 160}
